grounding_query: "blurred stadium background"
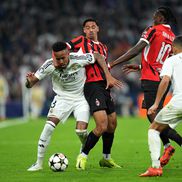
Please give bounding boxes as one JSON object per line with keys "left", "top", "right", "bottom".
{"left": 1, "top": 0, "right": 182, "bottom": 120}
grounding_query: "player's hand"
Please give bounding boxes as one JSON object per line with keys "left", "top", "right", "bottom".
{"left": 122, "top": 64, "right": 140, "bottom": 74}
{"left": 147, "top": 104, "right": 158, "bottom": 115}
{"left": 105, "top": 74, "right": 122, "bottom": 89}
{"left": 25, "top": 72, "right": 35, "bottom": 88}
{"left": 26, "top": 72, "right": 35, "bottom": 79}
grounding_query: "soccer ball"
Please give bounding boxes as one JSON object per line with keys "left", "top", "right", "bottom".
{"left": 48, "top": 153, "right": 68, "bottom": 172}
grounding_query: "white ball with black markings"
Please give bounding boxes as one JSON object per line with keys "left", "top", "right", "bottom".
{"left": 48, "top": 153, "right": 68, "bottom": 172}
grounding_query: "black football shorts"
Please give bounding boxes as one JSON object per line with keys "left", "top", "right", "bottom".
{"left": 141, "top": 80, "right": 170, "bottom": 109}
{"left": 84, "top": 81, "right": 115, "bottom": 114}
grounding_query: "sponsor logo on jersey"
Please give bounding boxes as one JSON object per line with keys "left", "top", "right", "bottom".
{"left": 59, "top": 72, "right": 78, "bottom": 82}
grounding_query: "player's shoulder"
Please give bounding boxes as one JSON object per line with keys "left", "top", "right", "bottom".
{"left": 165, "top": 54, "right": 178, "bottom": 66}
{"left": 67, "top": 35, "right": 85, "bottom": 49}
{"left": 99, "top": 41, "right": 107, "bottom": 48}
{"left": 141, "top": 26, "right": 155, "bottom": 41}
{"left": 43, "top": 58, "right": 53, "bottom": 67}
{"left": 76, "top": 35, "right": 84, "bottom": 39}
{"left": 36, "top": 58, "right": 54, "bottom": 76}
{"left": 169, "top": 53, "right": 182, "bottom": 62}
{"left": 40, "top": 58, "right": 54, "bottom": 70}
{"left": 70, "top": 35, "right": 84, "bottom": 42}
{"left": 141, "top": 25, "right": 155, "bottom": 36}
{"left": 153, "top": 24, "right": 172, "bottom": 32}
{"left": 144, "top": 25, "right": 153, "bottom": 32}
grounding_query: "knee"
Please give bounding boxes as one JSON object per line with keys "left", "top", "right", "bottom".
{"left": 150, "top": 121, "right": 167, "bottom": 133}
{"left": 95, "top": 123, "right": 107, "bottom": 136}
{"left": 108, "top": 120, "right": 117, "bottom": 132}
{"left": 76, "top": 121, "right": 88, "bottom": 130}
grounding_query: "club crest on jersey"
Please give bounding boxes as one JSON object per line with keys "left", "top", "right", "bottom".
{"left": 95, "top": 98, "right": 100, "bottom": 106}
{"left": 71, "top": 63, "right": 81, "bottom": 70}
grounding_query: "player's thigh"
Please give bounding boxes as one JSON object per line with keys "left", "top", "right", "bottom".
{"left": 73, "top": 97, "right": 90, "bottom": 125}
{"left": 141, "top": 80, "right": 167, "bottom": 109}
{"left": 150, "top": 121, "right": 169, "bottom": 132}
{"left": 47, "top": 95, "right": 73, "bottom": 123}
{"left": 93, "top": 110, "right": 108, "bottom": 128}
{"left": 105, "top": 89, "right": 115, "bottom": 114}
{"left": 84, "top": 82, "right": 107, "bottom": 114}
{"left": 155, "top": 102, "right": 182, "bottom": 126}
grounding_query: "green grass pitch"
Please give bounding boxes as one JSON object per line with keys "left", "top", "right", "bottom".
{"left": 0, "top": 116, "right": 181, "bottom": 182}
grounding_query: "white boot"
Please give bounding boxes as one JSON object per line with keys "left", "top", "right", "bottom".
{"left": 27, "top": 162, "right": 43, "bottom": 171}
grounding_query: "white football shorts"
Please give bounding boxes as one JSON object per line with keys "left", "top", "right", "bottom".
{"left": 47, "top": 95, "right": 90, "bottom": 123}
{"left": 155, "top": 101, "right": 182, "bottom": 127}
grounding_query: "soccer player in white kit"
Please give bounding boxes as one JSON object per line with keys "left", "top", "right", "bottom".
{"left": 140, "top": 35, "right": 182, "bottom": 177}
{"left": 26, "top": 42, "right": 121, "bottom": 171}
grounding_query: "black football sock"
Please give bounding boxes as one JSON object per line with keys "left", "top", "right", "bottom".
{"left": 165, "top": 127, "right": 182, "bottom": 147}
{"left": 160, "top": 130, "right": 170, "bottom": 146}
{"left": 82, "top": 131, "right": 100, "bottom": 155}
{"left": 102, "top": 132, "right": 114, "bottom": 154}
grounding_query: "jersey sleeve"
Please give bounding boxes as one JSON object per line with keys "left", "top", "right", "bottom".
{"left": 78, "top": 53, "right": 95, "bottom": 66}
{"left": 67, "top": 35, "right": 84, "bottom": 50}
{"left": 70, "top": 53, "right": 95, "bottom": 67}
{"left": 83, "top": 53, "right": 95, "bottom": 65}
{"left": 140, "top": 26, "right": 156, "bottom": 44}
{"left": 160, "top": 57, "right": 173, "bottom": 78}
{"left": 34, "top": 59, "right": 55, "bottom": 80}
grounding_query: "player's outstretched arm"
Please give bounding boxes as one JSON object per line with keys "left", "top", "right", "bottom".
{"left": 110, "top": 40, "right": 147, "bottom": 68}
{"left": 93, "top": 52, "right": 122, "bottom": 89}
{"left": 25, "top": 72, "right": 39, "bottom": 88}
{"left": 122, "top": 64, "right": 141, "bottom": 74}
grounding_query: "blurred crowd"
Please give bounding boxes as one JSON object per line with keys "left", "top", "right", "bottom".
{"left": 0, "top": 0, "right": 182, "bottom": 118}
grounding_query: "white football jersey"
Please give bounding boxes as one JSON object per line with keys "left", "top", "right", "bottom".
{"left": 35, "top": 52, "right": 95, "bottom": 97}
{"left": 160, "top": 52, "right": 182, "bottom": 107}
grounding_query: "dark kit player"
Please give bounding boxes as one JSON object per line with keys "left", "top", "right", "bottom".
{"left": 110, "top": 7, "right": 182, "bottom": 167}
{"left": 67, "top": 18, "right": 122, "bottom": 170}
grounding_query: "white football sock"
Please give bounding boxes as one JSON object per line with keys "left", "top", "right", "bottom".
{"left": 75, "top": 129, "right": 88, "bottom": 146}
{"left": 148, "top": 129, "right": 161, "bottom": 168}
{"left": 103, "top": 154, "right": 111, "bottom": 160}
{"left": 81, "top": 152, "right": 88, "bottom": 158}
{"left": 164, "top": 143, "right": 171, "bottom": 149}
{"left": 37, "top": 121, "right": 56, "bottom": 165}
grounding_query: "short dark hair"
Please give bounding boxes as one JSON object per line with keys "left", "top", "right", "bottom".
{"left": 173, "top": 35, "right": 182, "bottom": 47}
{"left": 52, "top": 42, "right": 67, "bottom": 52}
{"left": 83, "top": 18, "right": 99, "bottom": 27}
{"left": 157, "top": 6, "right": 177, "bottom": 25}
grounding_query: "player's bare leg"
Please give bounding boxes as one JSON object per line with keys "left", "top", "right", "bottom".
{"left": 75, "top": 121, "right": 88, "bottom": 153}
{"left": 76, "top": 110, "right": 108, "bottom": 170}
{"left": 100, "top": 112, "right": 121, "bottom": 168}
